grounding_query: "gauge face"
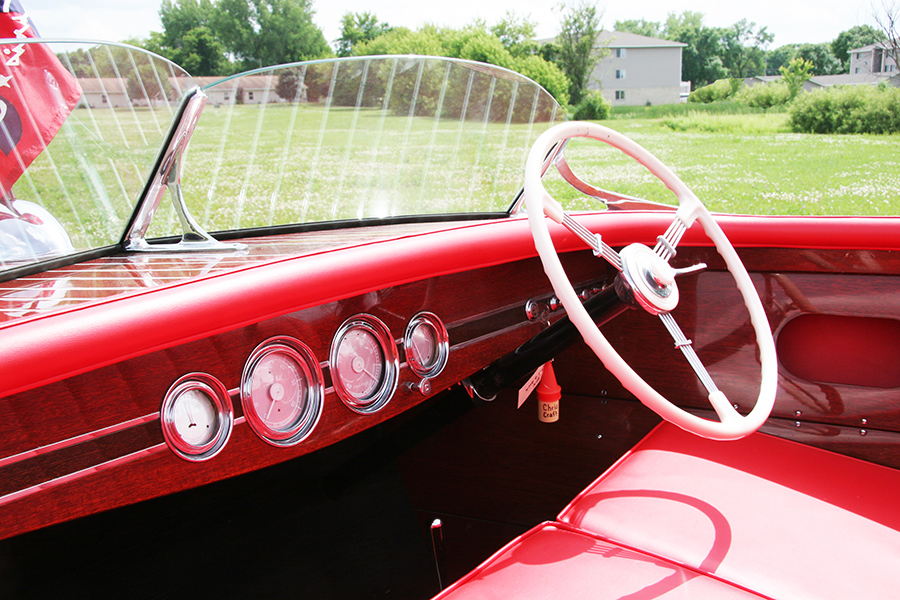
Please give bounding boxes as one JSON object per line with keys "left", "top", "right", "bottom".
{"left": 172, "top": 388, "right": 219, "bottom": 447}
{"left": 336, "top": 328, "right": 384, "bottom": 400}
{"left": 410, "top": 325, "right": 436, "bottom": 366}
{"left": 242, "top": 337, "right": 324, "bottom": 447}
{"left": 404, "top": 312, "right": 449, "bottom": 379}
{"left": 249, "top": 351, "right": 307, "bottom": 431}
{"left": 161, "top": 374, "right": 233, "bottom": 462}
{"left": 331, "top": 315, "right": 398, "bottom": 414}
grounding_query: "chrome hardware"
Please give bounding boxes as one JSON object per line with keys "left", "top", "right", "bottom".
{"left": 463, "top": 378, "right": 496, "bottom": 402}
{"left": 526, "top": 285, "right": 603, "bottom": 322}
{"left": 125, "top": 88, "right": 246, "bottom": 254}
{"left": 431, "top": 519, "right": 448, "bottom": 591}
{"left": 406, "top": 378, "right": 432, "bottom": 396}
{"left": 554, "top": 152, "right": 677, "bottom": 213}
{"left": 673, "top": 263, "right": 708, "bottom": 277}
{"left": 525, "top": 299, "right": 550, "bottom": 322}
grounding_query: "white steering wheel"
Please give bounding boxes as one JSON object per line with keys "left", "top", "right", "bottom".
{"left": 525, "top": 121, "right": 777, "bottom": 441}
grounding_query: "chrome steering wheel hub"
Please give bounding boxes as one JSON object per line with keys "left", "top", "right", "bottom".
{"left": 617, "top": 243, "right": 679, "bottom": 315}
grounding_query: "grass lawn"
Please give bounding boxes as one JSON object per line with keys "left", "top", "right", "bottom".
{"left": 548, "top": 108, "right": 900, "bottom": 216}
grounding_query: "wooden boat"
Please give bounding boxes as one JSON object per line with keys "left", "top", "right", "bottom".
{"left": 2, "top": 37, "right": 900, "bottom": 599}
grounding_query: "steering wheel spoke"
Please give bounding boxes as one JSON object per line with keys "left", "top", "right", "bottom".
{"left": 654, "top": 216, "right": 689, "bottom": 261}
{"left": 659, "top": 312, "right": 718, "bottom": 395}
{"left": 559, "top": 213, "right": 623, "bottom": 271}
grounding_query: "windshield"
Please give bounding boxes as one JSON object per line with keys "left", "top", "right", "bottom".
{"left": 146, "top": 55, "right": 561, "bottom": 237}
{"left": 0, "top": 43, "right": 562, "bottom": 275}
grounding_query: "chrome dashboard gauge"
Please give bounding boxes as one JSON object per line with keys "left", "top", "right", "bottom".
{"left": 404, "top": 312, "right": 449, "bottom": 380}
{"left": 161, "top": 373, "right": 233, "bottom": 462}
{"left": 241, "top": 337, "right": 324, "bottom": 447}
{"left": 330, "top": 314, "right": 399, "bottom": 414}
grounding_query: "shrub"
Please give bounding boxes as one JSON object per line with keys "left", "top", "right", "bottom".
{"left": 733, "top": 81, "right": 792, "bottom": 109}
{"left": 513, "top": 54, "right": 570, "bottom": 107}
{"left": 789, "top": 85, "right": 900, "bottom": 134}
{"left": 688, "top": 79, "right": 738, "bottom": 103}
{"left": 572, "top": 90, "right": 610, "bottom": 120}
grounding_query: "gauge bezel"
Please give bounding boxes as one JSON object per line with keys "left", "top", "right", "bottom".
{"left": 241, "top": 336, "right": 324, "bottom": 447}
{"left": 330, "top": 314, "right": 399, "bottom": 414}
{"left": 161, "top": 373, "right": 233, "bottom": 462}
{"left": 404, "top": 311, "right": 450, "bottom": 379}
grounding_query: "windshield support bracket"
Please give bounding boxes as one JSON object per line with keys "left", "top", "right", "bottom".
{"left": 124, "top": 88, "right": 246, "bottom": 254}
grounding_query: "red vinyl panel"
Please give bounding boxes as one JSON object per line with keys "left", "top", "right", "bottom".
{"left": 433, "top": 522, "right": 765, "bottom": 600}
{"left": 558, "top": 422, "right": 900, "bottom": 600}
{"left": 777, "top": 313, "right": 900, "bottom": 388}
{"left": 3, "top": 213, "right": 900, "bottom": 400}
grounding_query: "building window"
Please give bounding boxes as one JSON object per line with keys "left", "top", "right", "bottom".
{"left": 248, "top": 91, "right": 255, "bottom": 101}
{"left": 615, "top": 90, "right": 625, "bottom": 100}
{"left": 855, "top": 67, "right": 861, "bottom": 74}
{"left": 616, "top": 48, "right": 626, "bottom": 58}
{"left": 616, "top": 69, "right": 626, "bottom": 79}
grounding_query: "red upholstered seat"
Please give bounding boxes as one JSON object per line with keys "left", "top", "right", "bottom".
{"left": 433, "top": 522, "right": 765, "bottom": 599}
{"left": 558, "top": 422, "right": 900, "bottom": 600}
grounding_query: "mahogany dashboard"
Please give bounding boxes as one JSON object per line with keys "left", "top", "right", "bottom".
{"left": 0, "top": 228, "right": 607, "bottom": 541}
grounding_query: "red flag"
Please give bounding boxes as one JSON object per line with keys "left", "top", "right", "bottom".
{"left": 0, "top": 1, "right": 80, "bottom": 197}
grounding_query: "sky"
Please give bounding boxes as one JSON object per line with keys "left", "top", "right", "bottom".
{"left": 29, "top": 0, "right": 879, "bottom": 51}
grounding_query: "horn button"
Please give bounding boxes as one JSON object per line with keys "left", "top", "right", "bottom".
{"left": 617, "top": 243, "right": 679, "bottom": 315}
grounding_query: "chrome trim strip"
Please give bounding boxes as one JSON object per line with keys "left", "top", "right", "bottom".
{"left": 0, "top": 443, "right": 167, "bottom": 509}
{"left": 0, "top": 413, "right": 160, "bottom": 469}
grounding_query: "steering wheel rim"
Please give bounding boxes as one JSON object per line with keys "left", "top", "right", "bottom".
{"left": 525, "top": 121, "right": 777, "bottom": 441}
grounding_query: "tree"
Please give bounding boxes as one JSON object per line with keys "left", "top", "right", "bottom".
{"left": 555, "top": 1, "right": 603, "bottom": 104}
{"left": 455, "top": 28, "right": 515, "bottom": 68}
{"left": 275, "top": 67, "right": 305, "bottom": 101}
{"left": 780, "top": 56, "right": 814, "bottom": 99}
{"left": 149, "top": 0, "right": 228, "bottom": 75}
{"left": 665, "top": 12, "right": 726, "bottom": 88}
{"left": 491, "top": 11, "right": 539, "bottom": 58}
{"left": 335, "top": 11, "right": 391, "bottom": 57}
{"left": 513, "top": 54, "right": 570, "bottom": 106}
{"left": 767, "top": 44, "right": 800, "bottom": 76}
{"left": 872, "top": 0, "right": 900, "bottom": 74}
{"left": 127, "top": 62, "right": 176, "bottom": 103}
{"left": 720, "top": 19, "right": 773, "bottom": 79}
{"left": 796, "top": 43, "right": 842, "bottom": 75}
{"left": 354, "top": 23, "right": 569, "bottom": 106}
{"left": 173, "top": 26, "right": 228, "bottom": 75}
{"left": 831, "top": 25, "right": 885, "bottom": 72}
{"left": 157, "top": 0, "right": 218, "bottom": 48}
{"left": 214, "top": 0, "right": 330, "bottom": 70}
{"left": 614, "top": 18, "right": 662, "bottom": 38}
{"left": 354, "top": 25, "right": 446, "bottom": 57}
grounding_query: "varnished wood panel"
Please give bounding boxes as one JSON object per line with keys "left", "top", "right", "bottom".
{"left": 553, "top": 246, "right": 900, "bottom": 469}
{"left": 8, "top": 241, "right": 900, "bottom": 541}
{"left": 0, "top": 251, "right": 606, "bottom": 540}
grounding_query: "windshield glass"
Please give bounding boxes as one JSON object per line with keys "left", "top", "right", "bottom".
{"left": 146, "top": 56, "right": 561, "bottom": 237}
{"left": 0, "top": 39, "right": 193, "bottom": 273}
